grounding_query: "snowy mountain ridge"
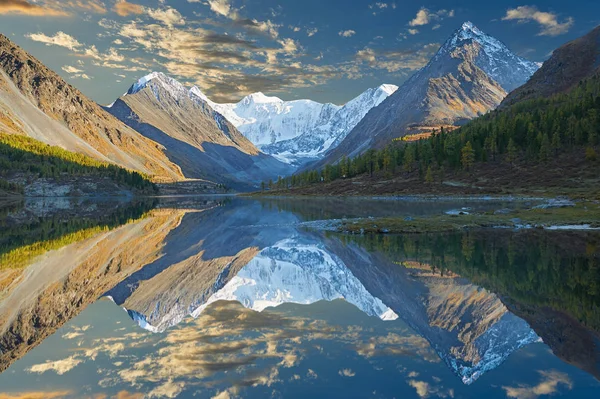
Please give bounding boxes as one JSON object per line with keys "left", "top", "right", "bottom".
{"left": 191, "top": 84, "right": 399, "bottom": 165}
{"left": 120, "top": 72, "right": 396, "bottom": 165}
{"left": 435, "top": 21, "right": 540, "bottom": 92}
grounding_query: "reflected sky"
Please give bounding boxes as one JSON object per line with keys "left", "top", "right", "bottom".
{"left": 0, "top": 197, "right": 599, "bottom": 398}
{"left": 0, "top": 299, "right": 596, "bottom": 398}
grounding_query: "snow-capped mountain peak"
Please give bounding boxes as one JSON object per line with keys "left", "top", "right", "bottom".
{"left": 377, "top": 84, "right": 399, "bottom": 96}
{"left": 126, "top": 71, "right": 188, "bottom": 100}
{"left": 242, "top": 91, "right": 283, "bottom": 105}
{"left": 430, "top": 21, "right": 539, "bottom": 92}
{"left": 188, "top": 86, "right": 210, "bottom": 103}
{"left": 440, "top": 21, "right": 505, "bottom": 55}
{"left": 200, "top": 85, "right": 398, "bottom": 165}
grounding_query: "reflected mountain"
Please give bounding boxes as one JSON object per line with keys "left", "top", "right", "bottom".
{"left": 104, "top": 199, "right": 545, "bottom": 384}
{"left": 326, "top": 237, "right": 539, "bottom": 384}
{"left": 1, "top": 197, "right": 599, "bottom": 389}
{"left": 0, "top": 201, "right": 208, "bottom": 372}
{"left": 339, "top": 232, "right": 600, "bottom": 381}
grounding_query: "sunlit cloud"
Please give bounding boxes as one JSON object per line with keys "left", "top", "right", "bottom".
{"left": 113, "top": 0, "right": 144, "bottom": 17}
{"left": 502, "top": 6, "right": 574, "bottom": 36}
{"left": 147, "top": 7, "right": 185, "bottom": 27}
{"left": 27, "top": 355, "right": 83, "bottom": 375}
{"left": 355, "top": 43, "right": 440, "bottom": 73}
{"left": 0, "top": 391, "right": 73, "bottom": 399}
{"left": 0, "top": 0, "right": 68, "bottom": 16}
{"left": 502, "top": 370, "right": 574, "bottom": 399}
{"left": 409, "top": 8, "right": 454, "bottom": 27}
{"left": 339, "top": 368, "right": 356, "bottom": 377}
{"left": 25, "top": 31, "right": 82, "bottom": 50}
{"left": 339, "top": 30, "right": 356, "bottom": 38}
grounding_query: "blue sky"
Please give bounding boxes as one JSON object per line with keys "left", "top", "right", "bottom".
{"left": 0, "top": 0, "right": 598, "bottom": 105}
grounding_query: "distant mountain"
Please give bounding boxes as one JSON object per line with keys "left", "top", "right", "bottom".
{"left": 193, "top": 85, "right": 398, "bottom": 165}
{"left": 502, "top": 25, "right": 600, "bottom": 106}
{"left": 0, "top": 35, "right": 183, "bottom": 182}
{"left": 107, "top": 72, "right": 293, "bottom": 188}
{"left": 320, "top": 22, "right": 539, "bottom": 164}
{"left": 193, "top": 237, "right": 398, "bottom": 322}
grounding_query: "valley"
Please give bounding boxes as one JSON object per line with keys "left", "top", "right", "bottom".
{"left": 0, "top": 5, "right": 599, "bottom": 398}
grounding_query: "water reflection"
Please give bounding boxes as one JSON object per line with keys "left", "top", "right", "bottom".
{"left": 0, "top": 197, "right": 598, "bottom": 398}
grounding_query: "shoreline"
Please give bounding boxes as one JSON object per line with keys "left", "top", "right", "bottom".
{"left": 325, "top": 200, "right": 600, "bottom": 235}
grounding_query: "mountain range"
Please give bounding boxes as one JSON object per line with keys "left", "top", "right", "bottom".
{"left": 0, "top": 34, "right": 183, "bottom": 183}
{"left": 194, "top": 84, "right": 398, "bottom": 165}
{"left": 0, "top": 21, "right": 545, "bottom": 191}
{"left": 107, "top": 72, "right": 293, "bottom": 188}
{"left": 318, "top": 21, "right": 540, "bottom": 165}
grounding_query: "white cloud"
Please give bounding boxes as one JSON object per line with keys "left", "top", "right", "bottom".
{"left": 28, "top": 356, "right": 83, "bottom": 375}
{"left": 369, "top": 2, "right": 396, "bottom": 16}
{"left": 502, "top": 6, "right": 573, "bottom": 36}
{"left": 147, "top": 7, "right": 185, "bottom": 26}
{"left": 339, "top": 368, "right": 356, "bottom": 377}
{"left": 409, "top": 8, "right": 454, "bottom": 27}
{"left": 61, "top": 65, "right": 84, "bottom": 74}
{"left": 206, "top": 0, "right": 235, "bottom": 18}
{"left": 339, "top": 30, "right": 356, "bottom": 38}
{"left": 503, "top": 370, "right": 573, "bottom": 399}
{"left": 25, "top": 31, "right": 82, "bottom": 50}
{"left": 355, "top": 43, "right": 440, "bottom": 73}
{"left": 307, "top": 27, "right": 318, "bottom": 37}
{"left": 114, "top": 0, "right": 144, "bottom": 17}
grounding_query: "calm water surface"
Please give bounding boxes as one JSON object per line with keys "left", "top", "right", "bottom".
{"left": 0, "top": 196, "right": 598, "bottom": 398}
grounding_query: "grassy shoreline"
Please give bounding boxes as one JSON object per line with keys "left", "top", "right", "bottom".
{"left": 335, "top": 201, "right": 600, "bottom": 234}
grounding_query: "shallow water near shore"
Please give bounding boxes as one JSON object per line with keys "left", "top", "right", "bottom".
{"left": 0, "top": 196, "right": 598, "bottom": 398}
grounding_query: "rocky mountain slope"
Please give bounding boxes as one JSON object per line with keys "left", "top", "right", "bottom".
{"left": 502, "top": 25, "right": 600, "bottom": 106}
{"left": 108, "top": 73, "right": 293, "bottom": 188}
{"left": 0, "top": 35, "right": 183, "bottom": 182}
{"left": 0, "top": 208, "right": 185, "bottom": 372}
{"left": 320, "top": 22, "right": 539, "bottom": 164}
{"left": 194, "top": 85, "right": 398, "bottom": 165}
{"left": 327, "top": 239, "right": 539, "bottom": 384}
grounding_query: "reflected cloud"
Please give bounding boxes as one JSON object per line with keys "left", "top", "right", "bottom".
{"left": 27, "top": 355, "right": 83, "bottom": 375}
{"left": 502, "top": 370, "right": 573, "bottom": 399}
{"left": 339, "top": 368, "right": 356, "bottom": 377}
{"left": 407, "top": 379, "right": 454, "bottom": 398}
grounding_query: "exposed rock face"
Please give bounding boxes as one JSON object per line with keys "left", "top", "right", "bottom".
{"left": 0, "top": 209, "right": 186, "bottom": 372}
{"left": 326, "top": 240, "right": 539, "bottom": 384}
{"left": 320, "top": 22, "right": 538, "bottom": 164}
{"left": 105, "top": 202, "right": 292, "bottom": 331}
{"left": 502, "top": 25, "right": 600, "bottom": 106}
{"left": 0, "top": 35, "right": 183, "bottom": 182}
{"left": 108, "top": 73, "right": 293, "bottom": 188}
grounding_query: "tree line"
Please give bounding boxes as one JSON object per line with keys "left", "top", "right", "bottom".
{"left": 264, "top": 73, "right": 600, "bottom": 190}
{"left": 0, "top": 133, "right": 157, "bottom": 192}
{"left": 339, "top": 231, "right": 600, "bottom": 332}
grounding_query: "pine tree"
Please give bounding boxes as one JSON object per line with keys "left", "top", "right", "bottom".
{"left": 551, "top": 131, "right": 561, "bottom": 157}
{"left": 539, "top": 134, "right": 551, "bottom": 162}
{"left": 461, "top": 141, "right": 475, "bottom": 171}
{"left": 506, "top": 138, "right": 517, "bottom": 166}
{"left": 425, "top": 166, "right": 434, "bottom": 184}
{"left": 403, "top": 146, "right": 414, "bottom": 173}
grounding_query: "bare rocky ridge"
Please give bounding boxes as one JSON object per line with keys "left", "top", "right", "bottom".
{"left": 318, "top": 22, "right": 538, "bottom": 166}
{"left": 0, "top": 35, "right": 183, "bottom": 182}
{"left": 108, "top": 73, "right": 293, "bottom": 188}
{"left": 502, "top": 25, "right": 600, "bottom": 106}
{"left": 0, "top": 209, "right": 187, "bottom": 372}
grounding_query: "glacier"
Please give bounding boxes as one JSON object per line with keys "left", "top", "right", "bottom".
{"left": 191, "top": 84, "right": 398, "bottom": 165}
